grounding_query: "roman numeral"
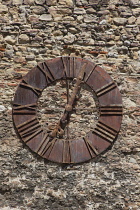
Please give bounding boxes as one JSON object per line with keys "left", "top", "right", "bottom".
{"left": 100, "top": 105, "right": 123, "bottom": 115}
{"left": 13, "top": 103, "right": 37, "bottom": 114}
{"left": 35, "top": 132, "right": 57, "bottom": 157}
{"left": 84, "top": 137, "right": 99, "bottom": 157}
{"left": 35, "top": 133, "right": 49, "bottom": 156}
{"left": 61, "top": 57, "right": 68, "bottom": 78}
{"left": 95, "top": 81, "right": 116, "bottom": 97}
{"left": 70, "top": 57, "right": 75, "bottom": 78}
{"left": 84, "top": 65, "right": 97, "bottom": 82}
{"left": 35, "top": 133, "right": 51, "bottom": 156}
{"left": 16, "top": 117, "right": 43, "bottom": 143}
{"left": 20, "top": 80, "right": 42, "bottom": 96}
{"left": 37, "top": 62, "right": 55, "bottom": 83}
{"left": 93, "top": 121, "right": 118, "bottom": 142}
{"left": 62, "top": 140, "right": 71, "bottom": 163}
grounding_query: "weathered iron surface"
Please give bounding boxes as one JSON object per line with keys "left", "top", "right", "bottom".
{"left": 12, "top": 56, "right": 123, "bottom": 164}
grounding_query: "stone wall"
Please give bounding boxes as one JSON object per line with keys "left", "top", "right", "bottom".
{"left": 0, "top": 0, "right": 140, "bottom": 209}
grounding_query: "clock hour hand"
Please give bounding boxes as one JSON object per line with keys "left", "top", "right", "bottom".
{"left": 49, "top": 62, "right": 87, "bottom": 138}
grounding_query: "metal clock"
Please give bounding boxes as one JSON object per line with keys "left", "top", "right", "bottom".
{"left": 12, "top": 57, "right": 123, "bottom": 164}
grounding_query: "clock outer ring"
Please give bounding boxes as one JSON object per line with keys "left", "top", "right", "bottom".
{"left": 12, "top": 56, "right": 123, "bottom": 164}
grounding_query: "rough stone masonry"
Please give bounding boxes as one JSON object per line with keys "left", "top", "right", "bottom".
{"left": 0, "top": 0, "right": 140, "bottom": 209}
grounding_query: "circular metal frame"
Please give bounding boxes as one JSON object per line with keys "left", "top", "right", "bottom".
{"left": 12, "top": 57, "right": 123, "bottom": 164}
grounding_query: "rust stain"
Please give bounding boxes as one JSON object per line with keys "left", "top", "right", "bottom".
{"left": 0, "top": 48, "right": 5, "bottom": 51}
{"left": 89, "top": 50, "right": 108, "bottom": 55}
{"left": 7, "top": 83, "right": 18, "bottom": 87}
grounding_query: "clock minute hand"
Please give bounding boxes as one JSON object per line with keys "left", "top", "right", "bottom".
{"left": 61, "top": 62, "right": 87, "bottom": 123}
{"left": 49, "top": 62, "right": 87, "bottom": 138}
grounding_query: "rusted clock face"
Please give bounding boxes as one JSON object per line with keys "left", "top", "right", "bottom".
{"left": 12, "top": 57, "right": 123, "bottom": 164}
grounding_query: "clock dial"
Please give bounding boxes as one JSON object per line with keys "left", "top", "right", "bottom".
{"left": 12, "top": 57, "right": 123, "bottom": 164}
